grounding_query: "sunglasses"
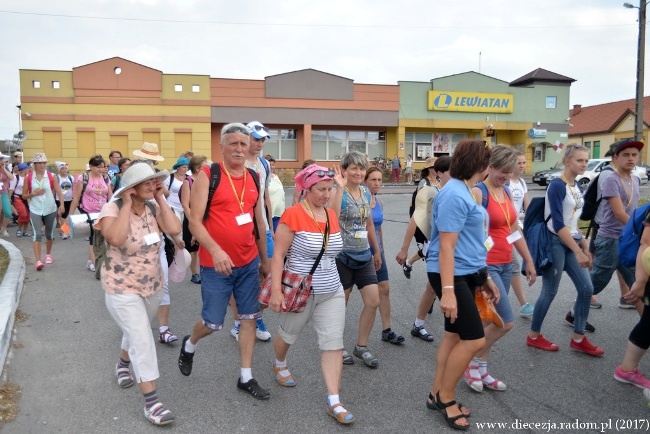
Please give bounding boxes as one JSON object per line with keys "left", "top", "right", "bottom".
{"left": 249, "top": 124, "right": 269, "bottom": 133}
{"left": 305, "top": 169, "right": 335, "bottom": 181}
{"left": 224, "top": 126, "right": 250, "bottom": 136}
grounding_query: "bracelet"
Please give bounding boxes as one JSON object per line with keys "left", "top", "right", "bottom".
{"left": 442, "top": 285, "right": 454, "bottom": 289}
{"left": 487, "top": 275, "right": 492, "bottom": 280}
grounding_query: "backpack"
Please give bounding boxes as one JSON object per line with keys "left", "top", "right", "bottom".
{"left": 93, "top": 199, "right": 158, "bottom": 279}
{"left": 579, "top": 165, "right": 613, "bottom": 222}
{"left": 618, "top": 203, "right": 650, "bottom": 267}
{"left": 409, "top": 179, "right": 431, "bottom": 244}
{"left": 25, "top": 171, "right": 55, "bottom": 195}
{"left": 81, "top": 172, "right": 110, "bottom": 199}
{"left": 169, "top": 173, "right": 192, "bottom": 202}
{"left": 476, "top": 182, "right": 511, "bottom": 209}
{"left": 203, "top": 163, "right": 261, "bottom": 239}
{"left": 521, "top": 197, "right": 553, "bottom": 275}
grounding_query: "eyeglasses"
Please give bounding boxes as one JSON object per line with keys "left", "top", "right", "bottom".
{"left": 223, "top": 126, "right": 250, "bottom": 136}
{"left": 305, "top": 169, "right": 335, "bottom": 181}
{"left": 249, "top": 124, "right": 269, "bottom": 133}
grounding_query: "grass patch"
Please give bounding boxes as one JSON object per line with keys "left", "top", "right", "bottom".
{"left": 0, "top": 383, "right": 21, "bottom": 425}
{"left": 0, "top": 246, "right": 8, "bottom": 283}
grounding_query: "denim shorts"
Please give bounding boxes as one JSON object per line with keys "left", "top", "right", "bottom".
{"left": 487, "top": 263, "right": 514, "bottom": 324}
{"left": 266, "top": 229, "right": 274, "bottom": 259}
{"left": 200, "top": 256, "right": 260, "bottom": 331}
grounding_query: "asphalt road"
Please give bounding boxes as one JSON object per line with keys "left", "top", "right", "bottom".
{"left": 2, "top": 186, "right": 648, "bottom": 433}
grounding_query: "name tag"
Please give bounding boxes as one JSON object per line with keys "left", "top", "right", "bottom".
{"left": 506, "top": 231, "right": 522, "bottom": 245}
{"left": 144, "top": 232, "right": 161, "bottom": 246}
{"left": 354, "top": 230, "right": 368, "bottom": 239}
{"left": 484, "top": 235, "right": 494, "bottom": 252}
{"left": 236, "top": 213, "right": 253, "bottom": 226}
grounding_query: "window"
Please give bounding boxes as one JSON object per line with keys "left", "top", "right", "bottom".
{"left": 52, "top": 81, "right": 60, "bottom": 89}
{"left": 33, "top": 80, "right": 40, "bottom": 89}
{"left": 546, "top": 96, "right": 557, "bottom": 109}
{"left": 311, "top": 130, "right": 386, "bottom": 161}
{"left": 264, "top": 129, "right": 298, "bottom": 161}
{"left": 584, "top": 141, "right": 592, "bottom": 157}
{"left": 192, "top": 84, "right": 200, "bottom": 93}
{"left": 174, "top": 84, "right": 183, "bottom": 92}
{"left": 593, "top": 140, "right": 601, "bottom": 158}
{"left": 404, "top": 132, "right": 468, "bottom": 161}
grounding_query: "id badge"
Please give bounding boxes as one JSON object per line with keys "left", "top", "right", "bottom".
{"left": 354, "top": 230, "right": 368, "bottom": 239}
{"left": 144, "top": 232, "right": 161, "bottom": 246}
{"left": 236, "top": 213, "right": 253, "bottom": 226}
{"left": 320, "top": 257, "right": 332, "bottom": 270}
{"left": 484, "top": 235, "right": 494, "bottom": 252}
{"left": 506, "top": 231, "right": 522, "bottom": 245}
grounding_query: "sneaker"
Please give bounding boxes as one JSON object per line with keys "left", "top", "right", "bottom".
{"left": 342, "top": 350, "right": 355, "bottom": 365}
{"left": 352, "top": 346, "right": 379, "bottom": 368}
{"left": 565, "top": 311, "right": 595, "bottom": 333}
{"left": 590, "top": 296, "right": 602, "bottom": 309}
{"left": 237, "top": 378, "right": 270, "bottom": 400}
{"left": 115, "top": 363, "right": 134, "bottom": 388}
{"left": 144, "top": 402, "right": 175, "bottom": 426}
{"left": 178, "top": 335, "right": 194, "bottom": 376}
{"left": 61, "top": 233, "right": 69, "bottom": 240}
{"left": 190, "top": 273, "right": 201, "bottom": 284}
{"left": 570, "top": 336, "right": 604, "bottom": 356}
{"left": 256, "top": 317, "right": 271, "bottom": 341}
{"left": 614, "top": 365, "right": 650, "bottom": 389}
{"left": 23, "top": 231, "right": 32, "bottom": 237}
{"left": 15, "top": 230, "right": 21, "bottom": 237}
{"left": 526, "top": 334, "right": 559, "bottom": 351}
{"left": 230, "top": 323, "right": 240, "bottom": 341}
{"left": 519, "top": 303, "right": 534, "bottom": 317}
{"left": 619, "top": 297, "right": 636, "bottom": 309}
{"left": 411, "top": 323, "right": 434, "bottom": 342}
{"left": 402, "top": 263, "right": 412, "bottom": 279}
{"left": 1, "top": 229, "right": 8, "bottom": 237}
{"left": 159, "top": 328, "right": 178, "bottom": 344}
{"left": 35, "top": 261, "right": 45, "bottom": 271}
{"left": 45, "top": 255, "right": 53, "bottom": 265}
{"left": 87, "top": 260, "right": 96, "bottom": 272}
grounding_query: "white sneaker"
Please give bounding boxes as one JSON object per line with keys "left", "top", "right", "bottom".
{"left": 230, "top": 323, "right": 240, "bottom": 341}
{"left": 87, "top": 260, "right": 96, "bottom": 272}
{"left": 61, "top": 233, "right": 69, "bottom": 240}
{"left": 255, "top": 317, "right": 271, "bottom": 341}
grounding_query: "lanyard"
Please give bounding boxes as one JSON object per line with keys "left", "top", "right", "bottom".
{"left": 613, "top": 169, "right": 634, "bottom": 210}
{"left": 560, "top": 174, "right": 581, "bottom": 219}
{"left": 344, "top": 187, "right": 368, "bottom": 226}
{"left": 486, "top": 183, "right": 513, "bottom": 229}
{"left": 222, "top": 163, "right": 247, "bottom": 213}
{"left": 303, "top": 201, "right": 329, "bottom": 251}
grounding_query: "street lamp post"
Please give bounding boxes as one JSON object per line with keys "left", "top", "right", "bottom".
{"left": 624, "top": 2, "right": 647, "bottom": 142}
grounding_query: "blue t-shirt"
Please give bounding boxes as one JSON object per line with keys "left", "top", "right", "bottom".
{"left": 426, "top": 178, "right": 488, "bottom": 275}
{"left": 370, "top": 196, "right": 383, "bottom": 255}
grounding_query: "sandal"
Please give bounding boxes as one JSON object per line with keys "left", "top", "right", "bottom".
{"left": 381, "top": 329, "right": 405, "bottom": 345}
{"left": 352, "top": 346, "right": 379, "bottom": 368}
{"left": 272, "top": 363, "right": 296, "bottom": 387}
{"left": 464, "top": 366, "right": 483, "bottom": 392}
{"left": 328, "top": 402, "right": 355, "bottom": 425}
{"left": 115, "top": 363, "right": 134, "bottom": 388}
{"left": 144, "top": 402, "right": 175, "bottom": 426}
{"left": 342, "top": 350, "right": 355, "bottom": 365}
{"left": 434, "top": 391, "right": 470, "bottom": 431}
{"left": 427, "top": 392, "right": 471, "bottom": 417}
{"left": 159, "top": 329, "right": 178, "bottom": 344}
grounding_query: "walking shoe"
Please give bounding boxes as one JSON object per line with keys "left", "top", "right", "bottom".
{"left": 1, "top": 229, "right": 8, "bottom": 237}
{"left": 411, "top": 324, "right": 434, "bottom": 342}
{"left": 464, "top": 367, "right": 483, "bottom": 392}
{"left": 87, "top": 260, "right": 96, "bottom": 272}
{"left": 619, "top": 297, "right": 636, "bottom": 309}
{"left": 342, "top": 350, "right": 355, "bottom": 365}
{"left": 614, "top": 365, "right": 650, "bottom": 389}
{"left": 115, "top": 363, "right": 134, "bottom": 388}
{"left": 590, "top": 296, "right": 602, "bottom": 309}
{"left": 23, "top": 231, "right": 32, "bottom": 237}
{"left": 45, "top": 254, "right": 53, "bottom": 265}
{"left": 381, "top": 328, "right": 405, "bottom": 345}
{"left": 519, "top": 303, "right": 534, "bottom": 317}
{"left": 256, "top": 317, "right": 271, "bottom": 341}
{"left": 352, "top": 346, "right": 379, "bottom": 368}
{"left": 35, "top": 261, "right": 45, "bottom": 271}
{"left": 230, "top": 323, "right": 240, "bottom": 341}
{"left": 159, "top": 328, "right": 178, "bottom": 344}
{"left": 237, "top": 378, "right": 270, "bottom": 400}
{"left": 402, "top": 263, "right": 412, "bottom": 279}
{"left": 15, "top": 230, "right": 21, "bottom": 237}
{"left": 190, "top": 273, "right": 201, "bottom": 284}
{"left": 144, "top": 402, "right": 175, "bottom": 426}
{"left": 570, "top": 337, "right": 604, "bottom": 356}
{"left": 526, "top": 334, "right": 559, "bottom": 351}
{"left": 178, "top": 335, "right": 194, "bottom": 376}
{"left": 565, "top": 311, "right": 595, "bottom": 333}
{"left": 61, "top": 233, "right": 69, "bottom": 240}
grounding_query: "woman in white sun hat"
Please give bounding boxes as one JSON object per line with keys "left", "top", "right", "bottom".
{"left": 95, "top": 161, "right": 181, "bottom": 426}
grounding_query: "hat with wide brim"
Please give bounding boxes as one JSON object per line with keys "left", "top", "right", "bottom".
{"left": 32, "top": 152, "right": 47, "bottom": 163}
{"left": 412, "top": 185, "right": 439, "bottom": 239}
{"left": 133, "top": 142, "right": 165, "bottom": 162}
{"left": 423, "top": 157, "right": 437, "bottom": 169}
{"left": 112, "top": 163, "right": 169, "bottom": 198}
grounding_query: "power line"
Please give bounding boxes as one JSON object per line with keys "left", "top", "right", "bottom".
{"left": 0, "top": 9, "right": 636, "bottom": 30}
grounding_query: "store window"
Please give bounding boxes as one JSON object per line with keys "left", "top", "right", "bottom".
{"left": 264, "top": 129, "right": 298, "bottom": 161}
{"left": 405, "top": 132, "right": 468, "bottom": 161}
{"left": 311, "top": 130, "right": 386, "bottom": 161}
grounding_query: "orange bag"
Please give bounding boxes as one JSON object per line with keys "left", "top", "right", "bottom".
{"left": 475, "top": 290, "right": 504, "bottom": 328}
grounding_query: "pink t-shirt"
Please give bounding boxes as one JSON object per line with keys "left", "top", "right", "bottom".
{"left": 78, "top": 174, "right": 109, "bottom": 213}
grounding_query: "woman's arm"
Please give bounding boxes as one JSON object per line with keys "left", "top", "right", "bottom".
{"left": 100, "top": 200, "right": 132, "bottom": 247}
{"left": 439, "top": 231, "right": 459, "bottom": 323}
{"left": 68, "top": 177, "right": 83, "bottom": 215}
{"left": 180, "top": 179, "right": 191, "bottom": 217}
{"left": 512, "top": 222, "right": 537, "bottom": 285}
{"left": 269, "top": 222, "right": 294, "bottom": 313}
{"left": 396, "top": 217, "right": 417, "bottom": 265}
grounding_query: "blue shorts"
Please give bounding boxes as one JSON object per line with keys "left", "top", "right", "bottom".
{"left": 266, "top": 229, "right": 274, "bottom": 259}
{"left": 200, "top": 256, "right": 260, "bottom": 331}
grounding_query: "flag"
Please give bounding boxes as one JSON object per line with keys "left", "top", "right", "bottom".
{"left": 553, "top": 141, "right": 565, "bottom": 153}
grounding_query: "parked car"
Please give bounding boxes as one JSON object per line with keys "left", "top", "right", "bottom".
{"left": 532, "top": 161, "right": 564, "bottom": 186}
{"left": 638, "top": 163, "right": 650, "bottom": 179}
{"left": 547, "top": 158, "right": 648, "bottom": 187}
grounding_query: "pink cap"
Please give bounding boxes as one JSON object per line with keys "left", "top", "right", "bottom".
{"left": 295, "top": 164, "right": 334, "bottom": 192}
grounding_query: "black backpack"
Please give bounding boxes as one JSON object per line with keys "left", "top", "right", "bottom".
{"left": 408, "top": 178, "right": 430, "bottom": 244}
{"left": 579, "top": 165, "right": 613, "bottom": 222}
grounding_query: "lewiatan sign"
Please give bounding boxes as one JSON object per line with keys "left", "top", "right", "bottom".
{"left": 428, "top": 91, "right": 514, "bottom": 113}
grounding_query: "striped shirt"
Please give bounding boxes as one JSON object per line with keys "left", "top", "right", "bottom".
{"left": 280, "top": 204, "right": 344, "bottom": 295}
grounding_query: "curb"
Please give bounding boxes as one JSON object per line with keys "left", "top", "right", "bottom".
{"left": 0, "top": 239, "right": 25, "bottom": 377}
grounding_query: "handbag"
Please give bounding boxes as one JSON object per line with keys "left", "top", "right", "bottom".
{"left": 259, "top": 212, "right": 329, "bottom": 313}
{"left": 474, "top": 289, "right": 504, "bottom": 328}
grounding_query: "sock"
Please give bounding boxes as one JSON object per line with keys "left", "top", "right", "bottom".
{"left": 144, "top": 390, "right": 160, "bottom": 411}
{"left": 405, "top": 260, "right": 411, "bottom": 267}
{"left": 414, "top": 319, "right": 425, "bottom": 328}
{"left": 118, "top": 358, "right": 130, "bottom": 369}
{"left": 573, "top": 337, "right": 583, "bottom": 343}
{"left": 274, "top": 359, "right": 291, "bottom": 378}
{"left": 355, "top": 344, "right": 367, "bottom": 352}
{"left": 184, "top": 338, "right": 196, "bottom": 353}
{"left": 328, "top": 394, "right": 344, "bottom": 414}
{"left": 241, "top": 367, "right": 253, "bottom": 383}
{"left": 478, "top": 360, "right": 496, "bottom": 384}
{"left": 159, "top": 326, "right": 169, "bottom": 333}
{"left": 468, "top": 357, "right": 481, "bottom": 381}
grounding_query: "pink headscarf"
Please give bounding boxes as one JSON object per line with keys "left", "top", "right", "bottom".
{"left": 295, "top": 164, "right": 334, "bottom": 193}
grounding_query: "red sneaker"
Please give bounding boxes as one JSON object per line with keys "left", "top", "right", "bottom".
{"left": 570, "top": 337, "right": 604, "bottom": 357}
{"left": 526, "top": 334, "right": 559, "bottom": 351}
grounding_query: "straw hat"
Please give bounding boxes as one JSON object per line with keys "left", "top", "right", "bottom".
{"left": 133, "top": 142, "right": 165, "bottom": 162}
{"left": 412, "top": 185, "right": 439, "bottom": 240}
{"left": 423, "top": 157, "right": 437, "bottom": 169}
{"left": 112, "top": 163, "right": 168, "bottom": 198}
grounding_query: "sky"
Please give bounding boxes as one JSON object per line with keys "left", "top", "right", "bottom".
{"left": 0, "top": 0, "right": 645, "bottom": 142}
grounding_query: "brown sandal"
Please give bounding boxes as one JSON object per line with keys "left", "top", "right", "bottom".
{"left": 272, "top": 363, "right": 296, "bottom": 387}
{"left": 328, "top": 402, "right": 355, "bottom": 425}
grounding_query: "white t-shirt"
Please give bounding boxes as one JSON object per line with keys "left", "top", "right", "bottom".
{"left": 166, "top": 176, "right": 184, "bottom": 213}
{"left": 245, "top": 157, "right": 271, "bottom": 230}
{"left": 508, "top": 177, "right": 528, "bottom": 215}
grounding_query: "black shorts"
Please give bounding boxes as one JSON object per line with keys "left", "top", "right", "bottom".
{"left": 336, "top": 257, "right": 378, "bottom": 290}
{"left": 55, "top": 200, "right": 72, "bottom": 219}
{"left": 182, "top": 216, "right": 199, "bottom": 253}
{"left": 428, "top": 272, "right": 485, "bottom": 341}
